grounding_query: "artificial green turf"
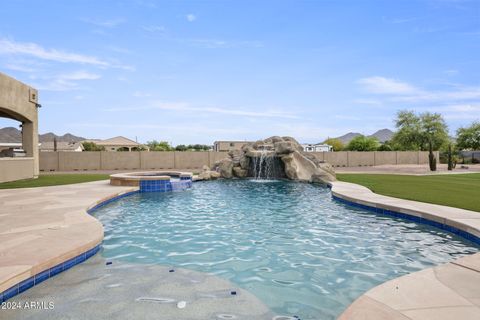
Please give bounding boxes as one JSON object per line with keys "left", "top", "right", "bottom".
{"left": 337, "top": 173, "right": 480, "bottom": 212}
{"left": 0, "top": 174, "right": 110, "bottom": 189}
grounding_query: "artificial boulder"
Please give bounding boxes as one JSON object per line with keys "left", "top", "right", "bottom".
{"left": 213, "top": 136, "right": 336, "bottom": 183}
{"left": 197, "top": 165, "right": 221, "bottom": 181}
{"left": 218, "top": 158, "right": 234, "bottom": 179}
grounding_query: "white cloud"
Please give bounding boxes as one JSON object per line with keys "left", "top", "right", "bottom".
{"left": 60, "top": 71, "right": 101, "bottom": 80}
{"left": 104, "top": 101, "right": 299, "bottom": 119}
{"left": 390, "top": 86, "right": 480, "bottom": 102}
{"left": 186, "top": 14, "right": 196, "bottom": 22}
{"left": 33, "top": 71, "right": 101, "bottom": 91}
{"left": 357, "top": 76, "right": 419, "bottom": 95}
{"left": 0, "top": 38, "right": 134, "bottom": 70}
{"left": 0, "top": 38, "right": 109, "bottom": 66}
{"left": 357, "top": 76, "right": 480, "bottom": 104}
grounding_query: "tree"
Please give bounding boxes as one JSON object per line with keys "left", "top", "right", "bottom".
{"left": 175, "top": 144, "right": 188, "bottom": 151}
{"left": 392, "top": 110, "right": 448, "bottom": 171}
{"left": 420, "top": 112, "right": 449, "bottom": 171}
{"left": 82, "top": 141, "right": 105, "bottom": 151}
{"left": 146, "top": 140, "right": 173, "bottom": 151}
{"left": 456, "top": 121, "right": 480, "bottom": 150}
{"left": 391, "top": 110, "right": 423, "bottom": 150}
{"left": 377, "top": 141, "right": 394, "bottom": 151}
{"left": 323, "top": 138, "right": 344, "bottom": 151}
{"left": 346, "top": 135, "right": 379, "bottom": 151}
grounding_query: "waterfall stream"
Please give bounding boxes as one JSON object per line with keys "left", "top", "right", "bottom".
{"left": 250, "top": 150, "right": 284, "bottom": 180}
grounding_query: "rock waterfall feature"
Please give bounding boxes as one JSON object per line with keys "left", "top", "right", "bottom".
{"left": 214, "top": 136, "right": 336, "bottom": 183}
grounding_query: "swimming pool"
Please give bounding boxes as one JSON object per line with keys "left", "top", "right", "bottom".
{"left": 94, "top": 180, "right": 479, "bottom": 319}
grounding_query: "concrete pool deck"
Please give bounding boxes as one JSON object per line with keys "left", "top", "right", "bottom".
{"left": 0, "top": 179, "right": 479, "bottom": 319}
{"left": 0, "top": 180, "right": 136, "bottom": 296}
{"left": 332, "top": 181, "right": 480, "bottom": 320}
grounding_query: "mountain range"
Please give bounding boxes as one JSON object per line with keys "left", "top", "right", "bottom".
{"left": 0, "top": 126, "right": 395, "bottom": 145}
{"left": 0, "top": 127, "right": 85, "bottom": 143}
{"left": 334, "top": 128, "right": 394, "bottom": 144}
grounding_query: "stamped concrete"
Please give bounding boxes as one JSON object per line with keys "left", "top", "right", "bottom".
{"left": 0, "top": 180, "right": 136, "bottom": 294}
{"left": 333, "top": 181, "right": 480, "bottom": 320}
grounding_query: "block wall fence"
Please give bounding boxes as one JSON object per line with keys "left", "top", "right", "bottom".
{"left": 39, "top": 151, "right": 438, "bottom": 172}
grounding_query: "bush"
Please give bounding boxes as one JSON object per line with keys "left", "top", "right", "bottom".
{"left": 346, "top": 135, "right": 379, "bottom": 151}
{"left": 82, "top": 141, "right": 105, "bottom": 151}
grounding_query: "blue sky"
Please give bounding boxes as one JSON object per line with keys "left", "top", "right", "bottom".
{"left": 0, "top": 0, "right": 479, "bottom": 144}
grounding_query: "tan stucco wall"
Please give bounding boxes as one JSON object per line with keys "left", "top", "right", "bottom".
{"left": 174, "top": 152, "right": 209, "bottom": 169}
{"left": 347, "top": 151, "right": 375, "bottom": 167}
{"left": 40, "top": 151, "right": 230, "bottom": 171}
{"left": 322, "top": 151, "right": 349, "bottom": 167}
{"left": 312, "top": 151, "right": 438, "bottom": 167}
{"left": 39, "top": 151, "right": 438, "bottom": 172}
{"left": 0, "top": 158, "right": 35, "bottom": 182}
{"left": 374, "top": 151, "right": 397, "bottom": 165}
{"left": 141, "top": 152, "right": 175, "bottom": 169}
{"left": 101, "top": 152, "right": 140, "bottom": 170}
{"left": 59, "top": 152, "right": 101, "bottom": 171}
{"left": 0, "top": 72, "right": 39, "bottom": 181}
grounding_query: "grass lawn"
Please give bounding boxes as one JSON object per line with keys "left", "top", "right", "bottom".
{"left": 337, "top": 173, "right": 480, "bottom": 212}
{"left": 0, "top": 174, "right": 110, "bottom": 189}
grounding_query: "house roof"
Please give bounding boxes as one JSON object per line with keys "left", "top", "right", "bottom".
{"left": 95, "top": 136, "right": 142, "bottom": 146}
{"left": 40, "top": 141, "right": 84, "bottom": 151}
{"left": 214, "top": 141, "right": 252, "bottom": 144}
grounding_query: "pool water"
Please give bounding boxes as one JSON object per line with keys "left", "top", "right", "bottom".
{"left": 94, "top": 180, "right": 479, "bottom": 319}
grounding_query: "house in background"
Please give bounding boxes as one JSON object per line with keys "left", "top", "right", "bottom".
{"left": 301, "top": 143, "right": 333, "bottom": 152}
{"left": 213, "top": 141, "right": 252, "bottom": 152}
{"left": 92, "top": 136, "right": 148, "bottom": 151}
{"left": 40, "top": 141, "right": 84, "bottom": 152}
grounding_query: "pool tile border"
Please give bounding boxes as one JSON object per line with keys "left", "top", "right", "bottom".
{"left": 0, "top": 245, "right": 100, "bottom": 303}
{"left": 331, "top": 194, "right": 480, "bottom": 245}
{"left": 1, "top": 179, "right": 195, "bottom": 303}
{"left": 1, "top": 187, "right": 140, "bottom": 303}
{"left": 330, "top": 181, "right": 480, "bottom": 319}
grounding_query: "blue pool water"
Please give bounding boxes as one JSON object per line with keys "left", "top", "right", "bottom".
{"left": 94, "top": 180, "right": 479, "bottom": 319}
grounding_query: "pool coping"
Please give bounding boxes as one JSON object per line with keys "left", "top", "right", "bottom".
{"left": 0, "top": 184, "right": 139, "bottom": 303}
{"left": 330, "top": 181, "right": 480, "bottom": 319}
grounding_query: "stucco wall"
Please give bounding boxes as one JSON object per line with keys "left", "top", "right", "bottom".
{"left": 0, "top": 158, "right": 35, "bottom": 183}
{"left": 311, "top": 151, "right": 437, "bottom": 167}
{"left": 101, "top": 152, "right": 140, "bottom": 170}
{"left": 39, "top": 151, "right": 438, "bottom": 172}
{"left": 347, "top": 151, "right": 375, "bottom": 166}
{"left": 322, "top": 152, "right": 349, "bottom": 167}
{"left": 141, "top": 152, "right": 175, "bottom": 169}
{"left": 374, "top": 151, "right": 397, "bottom": 165}
{"left": 40, "top": 151, "right": 229, "bottom": 171}
{"left": 59, "top": 152, "right": 101, "bottom": 171}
